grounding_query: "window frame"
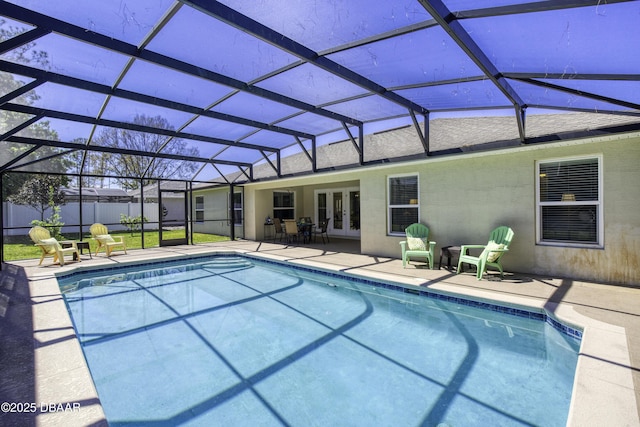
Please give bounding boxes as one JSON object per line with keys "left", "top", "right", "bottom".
{"left": 194, "top": 195, "right": 204, "bottom": 223}
{"left": 535, "top": 154, "right": 603, "bottom": 248}
{"left": 387, "top": 173, "right": 419, "bottom": 236}
{"left": 273, "top": 191, "right": 295, "bottom": 220}
{"left": 230, "top": 191, "right": 243, "bottom": 226}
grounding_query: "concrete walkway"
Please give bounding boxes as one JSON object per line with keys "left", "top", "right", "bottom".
{"left": 1, "top": 239, "right": 638, "bottom": 426}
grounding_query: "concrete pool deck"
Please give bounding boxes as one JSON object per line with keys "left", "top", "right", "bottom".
{"left": 1, "top": 239, "right": 638, "bottom": 426}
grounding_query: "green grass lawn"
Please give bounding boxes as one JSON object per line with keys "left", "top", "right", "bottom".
{"left": 3, "top": 230, "right": 230, "bottom": 261}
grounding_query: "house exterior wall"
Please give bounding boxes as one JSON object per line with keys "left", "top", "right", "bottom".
{"left": 196, "top": 132, "right": 640, "bottom": 286}
{"left": 359, "top": 134, "right": 640, "bottom": 285}
{"left": 192, "top": 189, "right": 234, "bottom": 236}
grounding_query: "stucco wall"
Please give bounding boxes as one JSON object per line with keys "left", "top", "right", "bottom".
{"left": 532, "top": 136, "right": 640, "bottom": 284}
{"left": 198, "top": 133, "right": 640, "bottom": 286}
{"left": 358, "top": 150, "right": 533, "bottom": 272}
{"left": 192, "top": 189, "right": 239, "bottom": 236}
{"left": 358, "top": 134, "right": 640, "bottom": 285}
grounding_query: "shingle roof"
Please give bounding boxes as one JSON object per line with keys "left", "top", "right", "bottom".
{"left": 61, "top": 187, "right": 133, "bottom": 201}
{"left": 242, "top": 112, "right": 640, "bottom": 181}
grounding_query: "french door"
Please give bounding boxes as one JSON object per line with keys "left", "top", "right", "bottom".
{"left": 315, "top": 187, "right": 360, "bottom": 238}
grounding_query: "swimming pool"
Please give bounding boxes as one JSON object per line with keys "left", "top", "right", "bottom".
{"left": 58, "top": 254, "right": 581, "bottom": 426}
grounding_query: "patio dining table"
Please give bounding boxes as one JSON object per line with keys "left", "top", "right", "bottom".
{"left": 297, "top": 222, "right": 314, "bottom": 244}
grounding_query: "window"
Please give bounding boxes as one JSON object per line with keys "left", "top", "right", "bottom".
{"left": 388, "top": 174, "right": 419, "bottom": 235}
{"left": 195, "top": 196, "right": 204, "bottom": 223}
{"left": 537, "top": 156, "right": 602, "bottom": 247}
{"left": 232, "top": 192, "right": 243, "bottom": 226}
{"left": 273, "top": 191, "right": 294, "bottom": 220}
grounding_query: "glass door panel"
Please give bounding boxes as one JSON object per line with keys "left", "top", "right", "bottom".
{"left": 349, "top": 191, "right": 360, "bottom": 235}
{"left": 315, "top": 188, "right": 360, "bottom": 238}
{"left": 333, "top": 192, "right": 343, "bottom": 230}
{"left": 317, "top": 193, "right": 327, "bottom": 224}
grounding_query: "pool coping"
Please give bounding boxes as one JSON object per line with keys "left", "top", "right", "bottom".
{"left": 22, "top": 247, "right": 639, "bottom": 426}
{"left": 56, "top": 251, "right": 584, "bottom": 340}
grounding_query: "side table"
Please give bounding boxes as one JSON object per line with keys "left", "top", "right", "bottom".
{"left": 61, "top": 240, "right": 92, "bottom": 260}
{"left": 76, "top": 241, "right": 92, "bottom": 259}
{"left": 263, "top": 223, "right": 275, "bottom": 241}
{"left": 439, "top": 245, "right": 468, "bottom": 271}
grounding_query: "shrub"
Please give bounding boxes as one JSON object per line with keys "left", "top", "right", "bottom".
{"left": 120, "top": 214, "right": 148, "bottom": 236}
{"left": 30, "top": 200, "right": 64, "bottom": 239}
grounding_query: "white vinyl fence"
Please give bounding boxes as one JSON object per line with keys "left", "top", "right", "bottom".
{"left": 2, "top": 202, "right": 159, "bottom": 236}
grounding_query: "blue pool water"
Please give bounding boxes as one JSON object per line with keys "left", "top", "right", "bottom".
{"left": 58, "top": 255, "right": 581, "bottom": 426}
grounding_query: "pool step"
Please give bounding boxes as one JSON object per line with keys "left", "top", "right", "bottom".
{"left": 200, "top": 257, "right": 253, "bottom": 269}
{"left": 63, "top": 257, "right": 254, "bottom": 292}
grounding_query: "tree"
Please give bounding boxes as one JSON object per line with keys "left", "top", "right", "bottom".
{"left": 0, "top": 18, "right": 49, "bottom": 134}
{"left": 2, "top": 137, "right": 73, "bottom": 202}
{"left": 30, "top": 197, "right": 65, "bottom": 240}
{"left": 0, "top": 18, "right": 48, "bottom": 66}
{"left": 7, "top": 175, "right": 67, "bottom": 220}
{"left": 66, "top": 144, "right": 109, "bottom": 189}
{"left": 93, "top": 114, "right": 200, "bottom": 190}
{"left": 0, "top": 18, "right": 65, "bottom": 201}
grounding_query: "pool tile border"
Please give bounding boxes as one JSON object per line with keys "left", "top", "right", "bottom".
{"left": 252, "top": 255, "right": 583, "bottom": 341}
{"left": 56, "top": 252, "right": 583, "bottom": 341}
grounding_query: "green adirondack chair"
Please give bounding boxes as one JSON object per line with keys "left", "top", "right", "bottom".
{"left": 399, "top": 223, "right": 436, "bottom": 269}
{"left": 457, "top": 226, "right": 514, "bottom": 280}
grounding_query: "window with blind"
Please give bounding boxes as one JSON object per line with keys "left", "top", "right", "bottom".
{"left": 388, "top": 174, "right": 419, "bottom": 235}
{"left": 536, "top": 156, "right": 602, "bottom": 247}
{"left": 273, "top": 191, "right": 295, "bottom": 220}
{"left": 195, "top": 196, "right": 204, "bottom": 223}
{"left": 231, "top": 192, "right": 243, "bottom": 226}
